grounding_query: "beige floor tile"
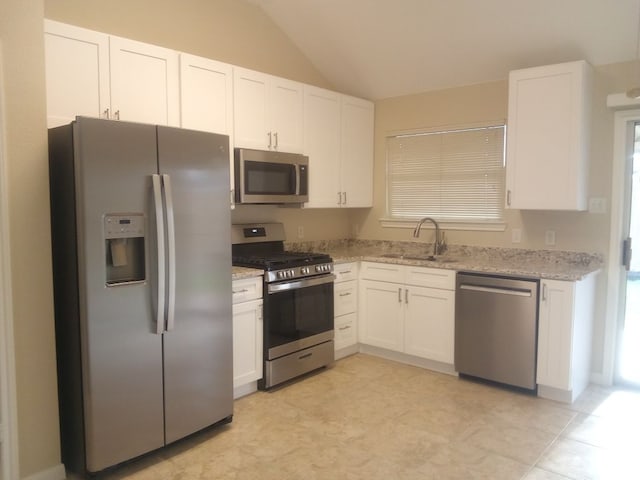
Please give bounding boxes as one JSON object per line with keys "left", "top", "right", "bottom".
{"left": 537, "top": 437, "right": 638, "bottom": 480}
{"left": 68, "top": 354, "right": 640, "bottom": 480}
{"left": 563, "top": 412, "right": 640, "bottom": 451}
{"left": 522, "top": 467, "right": 573, "bottom": 479}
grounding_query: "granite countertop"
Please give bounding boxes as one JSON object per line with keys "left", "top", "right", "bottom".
{"left": 232, "top": 266, "right": 263, "bottom": 280}
{"left": 285, "top": 239, "right": 604, "bottom": 282}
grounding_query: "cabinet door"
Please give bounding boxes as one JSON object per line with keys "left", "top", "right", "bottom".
{"left": 109, "top": 36, "right": 180, "bottom": 126}
{"left": 180, "top": 53, "right": 233, "bottom": 136}
{"left": 340, "top": 95, "right": 374, "bottom": 207}
{"left": 536, "top": 280, "right": 574, "bottom": 390}
{"left": 506, "top": 61, "right": 591, "bottom": 210}
{"left": 359, "top": 280, "right": 403, "bottom": 351}
{"left": 303, "top": 86, "right": 341, "bottom": 207}
{"left": 270, "top": 77, "right": 304, "bottom": 153}
{"left": 404, "top": 286, "right": 455, "bottom": 363}
{"left": 233, "top": 67, "right": 269, "bottom": 149}
{"left": 232, "top": 299, "right": 263, "bottom": 388}
{"left": 44, "top": 20, "right": 110, "bottom": 127}
{"left": 180, "top": 53, "right": 234, "bottom": 190}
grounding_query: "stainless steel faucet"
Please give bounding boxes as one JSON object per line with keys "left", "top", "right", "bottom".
{"left": 412, "top": 217, "right": 445, "bottom": 256}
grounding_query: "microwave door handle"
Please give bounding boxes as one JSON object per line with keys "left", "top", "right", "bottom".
{"left": 295, "top": 164, "right": 301, "bottom": 195}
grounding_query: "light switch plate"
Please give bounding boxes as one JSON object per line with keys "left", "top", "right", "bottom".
{"left": 545, "top": 230, "right": 556, "bottom": 246}
{"left": 511, "top": 228, "right": 522, "bottom": 243}
{"left": 589, "top": 197, "right": 607, "bottom": 214}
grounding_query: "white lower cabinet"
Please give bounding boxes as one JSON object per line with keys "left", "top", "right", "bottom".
{"left": 232, "top": 277, "right": 263, "bottom": 398}
{"left": 334, "top": 263, "right": 359, "bottom": 358}
{"left": 536, "top": 273, "right": 597, "bottom": 403}
{"left": 358, "top": 262, "right": 455, "bottom": 365}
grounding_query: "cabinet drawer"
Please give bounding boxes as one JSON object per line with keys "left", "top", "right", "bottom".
{"left": 334, "top": 262, "right": 358, "bottom": 283}
{"left": 405, "top": 266, "right": 455, "bottom": 290}
{"left": 360, "top": 261, "right": 404, "bottom": 283}
{"left": 335, "top": 312, "right": 357, "bottom": 350}
{"left": 232, "top": 276, "right": 263, "bottom": 304}
{"left": 334, "top": 280, "right": 357, "bottom": 316}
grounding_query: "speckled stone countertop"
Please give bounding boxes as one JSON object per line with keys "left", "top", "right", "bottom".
{"left": 285, "top": 239, "right": 604, "bottom": 281}
{"left": 232, "top": 266, "right": 263, "bottom": 280}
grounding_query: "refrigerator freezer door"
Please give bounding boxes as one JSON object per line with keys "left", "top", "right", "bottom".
{"left": 157, "top": 126, "right": 233, "bottom": 444}
{"left": 73, "top": 117, "right": 165, "bottom": 471}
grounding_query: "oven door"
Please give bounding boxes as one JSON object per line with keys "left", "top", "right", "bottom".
{"left": 264, "top": 274, "right": 335, "bottom": 360}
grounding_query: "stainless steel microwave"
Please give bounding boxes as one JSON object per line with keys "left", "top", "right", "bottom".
{"left": 234, "top": 148, "right": 309, "bottom": 204}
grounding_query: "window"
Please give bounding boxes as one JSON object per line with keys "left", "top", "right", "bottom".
{"left": 385, "top": 124, "right": 506, "bottom": 229}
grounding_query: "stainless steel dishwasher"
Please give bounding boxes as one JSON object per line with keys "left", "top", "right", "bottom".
{"left": 455, "top": 272, "right": 539, "bottom": 390}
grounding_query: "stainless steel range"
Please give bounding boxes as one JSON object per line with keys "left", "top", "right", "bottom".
{"left": 231, "top": 223, "right": 335, "bottom": 389}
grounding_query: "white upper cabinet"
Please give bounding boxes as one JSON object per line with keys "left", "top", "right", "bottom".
{"left": 44, "top": 21, "right": 180, "bottom": 128}
{"left": 180, "top": 54, "right": 234, "bottom": 190}
{"left": 109, "top": 36, "right": 180, "bottom": 127}
{"left": 303, "top": 86, "right": 342, "bottom": 207}
{"left": 179, "top": 54, "right": 233, "bottom": 136}
{"left": 506, "top": 60, "right": 592, "bottom": 210}
{"left": 340, "top": 95, "right": 374, "bottom": 207}
{"left": 304, "top": 88, "right": 374, "bottom": 208}
{"left": 44, "top": 20, "right": 110, "bottom": 128}
{"left": 233, "top": 67, "right": 304, "bottom": 153}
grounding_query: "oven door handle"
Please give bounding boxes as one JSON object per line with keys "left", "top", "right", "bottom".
{"left": 267, "top": 274, "right": 336, "bottom": 294}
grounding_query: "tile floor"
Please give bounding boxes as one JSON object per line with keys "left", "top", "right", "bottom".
{"left": 73, "top": 354, "right": 640, "bottom": 479}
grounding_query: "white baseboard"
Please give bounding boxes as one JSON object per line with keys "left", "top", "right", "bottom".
{"left": 590, "top": 371, "right": 612, "bottom": 386}
{"left": 22, "top": 463, "right": 66, "bottom": 480}
{"left": 233, "top": 381, "right": 257, "bottom": 399}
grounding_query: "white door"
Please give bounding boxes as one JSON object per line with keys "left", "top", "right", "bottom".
{"left": 109, "top": 36, "right": 180, "bottom": 126}
{"left": 180, "top": 53, "right": 234, "bottom": 189}
{"left": 233, "top": 67, "right": 269, "bottom": 149}
{"left": 340, "top": 95, "right": 374, "bottom": 207}
{"left": 269, "top": 77, "right": 304, "bottom": 153}
{"left": 617, "top": 121, "right": 640, "bottom": 386}
{"left": 232, "top": 300, "right": 263, "bottom": 388}
{"left": 359, "top": 280, "right": 403, "bottom": 351}
{"left": 303, "top": 86, "right": 341, "bottom": 207}
{"left": 404, "top": 286, "right": 455, "bottom": 363}
{"left": 44, "top": 20, "right": 110, "bottom": 127}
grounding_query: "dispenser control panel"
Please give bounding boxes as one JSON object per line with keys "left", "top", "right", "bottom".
{"left": 104, "top": 214, "right": 144, "bottom": 239}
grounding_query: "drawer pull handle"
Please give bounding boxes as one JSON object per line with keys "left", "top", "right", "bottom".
{"left": 298, "top": 352, "right": 313, "bottom": 360}
{"left": 233, "top": 288, "right": 249, "bottom": 294}
{"left": 339, "top": 325, "right": 351, "bottom": 331}
{"left": 339, "top": 292, "right": 352, "bottom": 297}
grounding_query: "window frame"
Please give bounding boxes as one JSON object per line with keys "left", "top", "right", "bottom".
{"left": 380, "top": 121, "right": 507, "bottom": 232}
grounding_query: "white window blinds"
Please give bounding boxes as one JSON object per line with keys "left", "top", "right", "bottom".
{"left": 386, "top": 125, "right": 506, "bottom": 222}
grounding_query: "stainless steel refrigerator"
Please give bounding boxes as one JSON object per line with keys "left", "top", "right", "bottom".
{"left": 48, "top": 116, "right": 233, "bottom": 474}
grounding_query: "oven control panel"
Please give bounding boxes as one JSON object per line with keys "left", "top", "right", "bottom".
{"left": 266, "top": 262, "right": 333, "bottom": 283}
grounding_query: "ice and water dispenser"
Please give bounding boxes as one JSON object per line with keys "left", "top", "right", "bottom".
{"left": 104, "top": 214, "right": 145, "bottom": 285}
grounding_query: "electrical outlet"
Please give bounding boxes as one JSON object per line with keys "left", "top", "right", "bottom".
{"left": 297, "top": 226, "right": 304, "bottom": 239}
{"left": 545, "top": 230, "right": 556, "bottom": 246}
{"left": 511, "top": 228, "right": 522, "bottom": 244}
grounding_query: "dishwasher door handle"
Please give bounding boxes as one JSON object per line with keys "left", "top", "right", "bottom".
{"left": 459, "top": 283, "right": 532, "bottom": 297}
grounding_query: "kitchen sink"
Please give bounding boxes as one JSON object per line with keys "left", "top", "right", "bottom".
{"left": 379, "top": 253, "right": 457, "bottom": 263}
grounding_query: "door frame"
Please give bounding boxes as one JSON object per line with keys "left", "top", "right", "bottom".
{"left": 604, "top": 108, "right": 640, "bottom": 385}
{"left": 0, "top": 41, "right": 19, "bottom": 480}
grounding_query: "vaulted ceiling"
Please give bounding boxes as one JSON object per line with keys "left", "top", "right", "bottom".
{"left": 249, "top": 0, "right": 640, "bottom": 100}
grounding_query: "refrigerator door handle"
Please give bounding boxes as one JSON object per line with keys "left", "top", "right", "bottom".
{"left": 152, "top": 174, "right": 166, "bottom": 335}
{"left": 162, "top": 174, "right": 176, "bottom": 331}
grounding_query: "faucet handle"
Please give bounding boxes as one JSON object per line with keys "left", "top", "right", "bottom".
{"left": 437, "top": 231, "right": 447, "bottom": 255}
